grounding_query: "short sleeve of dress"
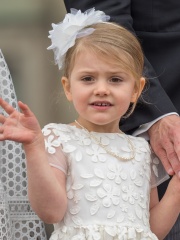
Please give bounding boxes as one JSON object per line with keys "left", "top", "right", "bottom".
{"left": 150, "top": 148, "right": 170, "bottom": 188}
{"left": 42, "top": 124, "right": 68, "bottom": 175}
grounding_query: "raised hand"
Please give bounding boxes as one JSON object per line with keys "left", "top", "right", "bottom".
{"left": 0, "top": 98, "right": 42, "bottom": 146}
{"left": 148, "top": 115, "right": 180, "bottom": 178}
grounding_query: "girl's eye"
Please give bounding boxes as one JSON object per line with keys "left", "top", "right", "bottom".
{"left": 81, "top": 76, "right": 94, "bottom": 82}
{"left": 110, "top": 77, "right": 123, "bottom": 83}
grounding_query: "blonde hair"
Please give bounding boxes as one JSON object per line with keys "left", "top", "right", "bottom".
{"left": 63, "top": 22, "right": 145, "bottom": 117}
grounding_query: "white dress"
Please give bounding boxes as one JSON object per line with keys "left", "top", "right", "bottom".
{"left": 42, "top": 123, "right": 169, "bottom": 240}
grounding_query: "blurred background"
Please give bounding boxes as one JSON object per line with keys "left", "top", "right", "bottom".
{"left": 0, "top": 0, "right": 77, "bottom": 128}
{"left": 0, "top": 0, "right": 77, "bottom": 238}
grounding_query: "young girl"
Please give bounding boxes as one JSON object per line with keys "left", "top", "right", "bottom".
{"left": 0, "top": 8, "right": 180, "bottom": 240}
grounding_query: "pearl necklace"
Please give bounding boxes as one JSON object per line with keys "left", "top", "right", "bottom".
{"left": 75, "top": 120, "right": 135, "bottom": 161}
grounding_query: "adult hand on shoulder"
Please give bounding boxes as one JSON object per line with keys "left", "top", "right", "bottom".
{"left": 148, "top": 115, "right": 180, "bottom": 178}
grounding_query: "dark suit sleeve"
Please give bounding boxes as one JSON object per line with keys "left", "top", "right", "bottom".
{"left": 63, "top": 0, "right": 177, "bottom": 134}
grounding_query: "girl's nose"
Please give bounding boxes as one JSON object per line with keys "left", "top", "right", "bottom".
{"left": 93, "top": 81, "right": 110, "bottom": 96}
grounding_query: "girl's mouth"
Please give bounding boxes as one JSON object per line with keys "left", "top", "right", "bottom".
{"left": 90, "top": 101, "right": 113, "bottom": 110}
{"left": 91, "top": 102, "right": 112, "bottom": 106}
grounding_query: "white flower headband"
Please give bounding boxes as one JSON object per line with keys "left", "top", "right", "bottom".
{"left": 47, "top": 8, "right": 110, "bottom": 70}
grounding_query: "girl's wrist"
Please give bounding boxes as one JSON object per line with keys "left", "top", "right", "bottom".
{"left": 23, "top": 134, "right": 45, "bottom": 152}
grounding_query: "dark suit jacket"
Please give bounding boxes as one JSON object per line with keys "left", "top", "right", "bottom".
{"left": 64, "top": 0, "right": 180, "bottom": 134}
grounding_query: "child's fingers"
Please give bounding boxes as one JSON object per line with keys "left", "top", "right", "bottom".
{"left": 0, "top": 98, "right": 32, "bottom": 117}
{"left": 0, "top": 114, "right": 6, "bottom": 124}
{"left": 18, "top": 101, "right": 34, "bottom": 117}
{"left": 0, "top": 98, "right": 15, "bottom": 115}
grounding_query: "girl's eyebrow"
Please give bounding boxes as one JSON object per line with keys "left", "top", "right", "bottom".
{"left": 76, "top": 68, "right": 127, "bottom": 74}
{"left": 76, "top": 70, "right": 131, "bottom": 79}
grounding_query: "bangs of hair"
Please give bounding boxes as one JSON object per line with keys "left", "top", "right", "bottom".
{"left": 64, "top": 23, "right": 144, "bottom": 82}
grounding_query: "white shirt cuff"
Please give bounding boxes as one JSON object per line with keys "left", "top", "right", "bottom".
{"left": 132, "top": 112, "right": 179, "bottom": 140}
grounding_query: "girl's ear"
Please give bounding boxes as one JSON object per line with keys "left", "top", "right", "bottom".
{"left": 61, "top": 76, "right": 72, "bottom": 101}
{"left": 131, "top": 77, "right": 146, "bottom": 103}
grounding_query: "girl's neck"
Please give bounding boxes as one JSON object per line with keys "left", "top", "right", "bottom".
{"left": 74, "top": 119, "right": 122, "bottom": 133}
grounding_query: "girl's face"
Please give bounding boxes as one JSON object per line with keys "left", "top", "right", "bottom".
{"left": 62, "top": 50, "right": 145, "bottom": 132}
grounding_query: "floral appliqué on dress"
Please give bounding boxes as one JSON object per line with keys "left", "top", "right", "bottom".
{"left": 42, "top": 123, "right": 169, "bottom": 240}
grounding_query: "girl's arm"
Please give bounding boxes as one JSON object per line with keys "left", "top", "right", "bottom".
{"left": 25, "top": 144, "right": 67, "bottom": 223}
{"left": 150, "top": 175, "right": 180, "bottom": 239}
{"left": 0, "top": 98, "right": 67, "bottom": 223}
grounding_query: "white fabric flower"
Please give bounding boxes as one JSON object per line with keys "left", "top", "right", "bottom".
{"left": 47, "top": 8, "right": 110, "bottom": 69}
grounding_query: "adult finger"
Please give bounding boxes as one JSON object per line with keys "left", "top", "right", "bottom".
{"left": 165, "top": 143, "right": 180, "bottom": 176}
{"left": 153, "top": 145, "right": 175, "bottom": 176}
{"left": 171, "top": 134, "right": 180, "bottom": 177}
{"left": 156, "top": 137, "right": 180, "bottom": 177}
